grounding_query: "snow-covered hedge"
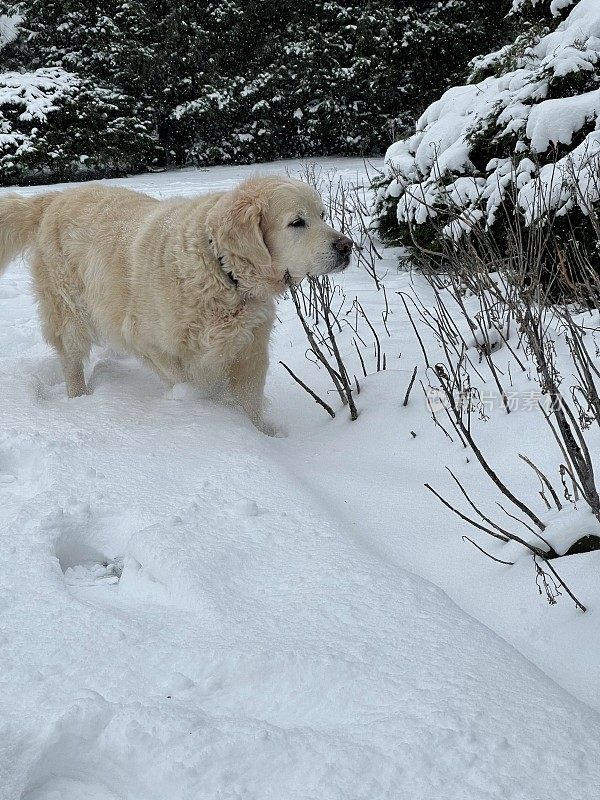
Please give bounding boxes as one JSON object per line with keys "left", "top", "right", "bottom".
{"left": 0, "top": 1, "right": 510, "bottom": 180}
{"left": 0, "top": 6, "right": 155, "bottom": 185}
{"left": 0, "top": 11, "right": 21, "bottom": 49}
{"left": 374, "top": 0, "right": 600, "bottom": 253}
{"left": 511, "top": 0, "right": 574, "bottom": 15}
{"left": 0, "top": 68, "right": 154, "bottom": 184}
{"left": 157, "top": 1, "right": 510, "bottom": 167}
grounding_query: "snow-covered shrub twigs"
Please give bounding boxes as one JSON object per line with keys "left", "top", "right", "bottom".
{"left": 284, "top": 277, "right": 358, "bottom": 420}
{"left": 399, "top": 176, "right": 600, "bottom": 610}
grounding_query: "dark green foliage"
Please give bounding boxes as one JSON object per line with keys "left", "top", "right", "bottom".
{"left": 0, "top": 1, "right": 157, "bottom": 181}
{"left": 177, "top": 1, "right": 512, "bottom": 165}
{"left": 0, "top": 74, "right": 155, "bottom": 185}
{"left": 512, "top": 0, "right": 573, "bottom": 24}
{"left": 0, "top": 0, "right": 512, "bottom": 182}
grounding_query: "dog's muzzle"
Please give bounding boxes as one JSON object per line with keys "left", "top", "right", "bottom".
{"left": 333, "top": 235, "right": 354, "bottom": 256}
{"left": 332, "top": 235, "right": 353, "bottom": 271}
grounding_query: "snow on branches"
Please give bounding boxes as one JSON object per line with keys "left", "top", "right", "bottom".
{"left": 0, "top": 12, "right": 22, "bottom": 50}
{"left": 0, "top": 66, "right": 154, "bottom": 184}
{"left": 511, "top": 0, "right": 575, "bottom": 15}
{"left": 0, "top": 67, "right": 75, "bottom": 125}
{"left": 375, "top": 0, "right": 600, "bottom": 245}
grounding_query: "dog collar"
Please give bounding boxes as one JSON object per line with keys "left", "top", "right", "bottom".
{"left": 218, "top": 255, "right": 239, "bottom": 290}
{"left": 208, "top": 236, "right": 238, "bottom": 290}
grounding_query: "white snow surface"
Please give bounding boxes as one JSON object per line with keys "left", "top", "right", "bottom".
{"left": 512, "top": 0, "right": 576, "bottom": 13}
{"left": 2, "top": 159, "right": 600, "bottom": 799}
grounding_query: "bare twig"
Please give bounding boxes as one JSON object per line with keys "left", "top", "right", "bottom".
{"left": 462, "top": 536, "right": 514, "bottom": 565}
{"left": 279, "top": 361, "right": 335, "bottom": 419}
{"left": 403, "top": 367, "right": 418, "bottom": 407}
{"left": 518, "top": 454, "right": 562, "bottom": 511}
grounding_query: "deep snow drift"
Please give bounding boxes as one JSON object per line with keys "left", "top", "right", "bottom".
{"left": 1, "top": 159, "right": 600, "bottom": 800}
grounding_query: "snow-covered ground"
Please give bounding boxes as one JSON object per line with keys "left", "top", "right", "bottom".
{"left": 2, "top": 159, "right": 600, "bottom": 800}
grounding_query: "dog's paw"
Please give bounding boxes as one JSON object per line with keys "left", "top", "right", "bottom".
{"left": 254, "top": 417, "right": 285, "bottom": 437}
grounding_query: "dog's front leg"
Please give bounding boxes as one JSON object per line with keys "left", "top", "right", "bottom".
{"left": 140, "top": 348, "right": 187, "bottom": 386}
{"left": 230, "top": 349, "right": 269, "bottom": 429}
{"left": 229, "top": 325, "right": 271, "bottom": 432}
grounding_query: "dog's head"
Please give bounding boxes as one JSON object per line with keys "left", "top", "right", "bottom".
{"left": 206, "top": 176, "right": 353, "bottom": 298}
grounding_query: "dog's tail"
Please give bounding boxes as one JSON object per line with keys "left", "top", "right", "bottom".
{"left": 0, "top": 193, "right": 57, "bottom": 277}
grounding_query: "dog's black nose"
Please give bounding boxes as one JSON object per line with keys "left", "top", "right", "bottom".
{"left": 333, "top": 235, "right": 353, "bottom": 255}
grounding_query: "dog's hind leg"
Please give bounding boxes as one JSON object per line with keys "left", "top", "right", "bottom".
{"left": 34, "top": 270, "right": 92, "bottom": 398}
{"left": 58, "top": 349, "right": 89, "bottom": 398}
{"left": 51, "top": 320, "right": 91, "bottom": 398}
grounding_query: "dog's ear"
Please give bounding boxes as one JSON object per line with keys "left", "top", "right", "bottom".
{"left": 206, "top": 188, "right": 271, "bottom": 274}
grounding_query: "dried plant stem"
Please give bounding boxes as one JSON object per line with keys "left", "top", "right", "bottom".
{"left": 446, "top": 468, "right": 511, "bottom": 543}
{"left": 426, "top": 482, "right": 584, "bottom": 611}
{"left": 424, "top": 483, "right": 517, "bottom": 544}
{"left": 433, "top": 365, "right": 547, "bottom": 532}
{"left": 462, "top": 536, "right": 514, "bottom": 566}
{"left": 279, "top": 361, "right": 335, "bottom": 419}
{"left": 403, "top": 367, "right": 418, "bottom": 407}
{"left": 543, "top": 558, "right": 587, "bottom": 612}
{"left": 518, "top": 454, "right": 562, "bottom": 511}
{"left": 312, "top": 278, "right": 358, "bottom": 420}
{"left": 288, "top": 281, "right": 347, "bottom": 406}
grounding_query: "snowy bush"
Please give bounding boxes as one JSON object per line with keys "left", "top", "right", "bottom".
{"left": 373, "top": 0, "right": 600, "bottom": 270}
{"left": 0, "top": 68, "right": 154, "bottom": 185}
{"left": 0, "top": 11, "right": 21, "bottom": 49}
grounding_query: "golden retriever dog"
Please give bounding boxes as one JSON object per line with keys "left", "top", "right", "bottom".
{"left": 0, "top": 176, "right": 353, "bottom": 430}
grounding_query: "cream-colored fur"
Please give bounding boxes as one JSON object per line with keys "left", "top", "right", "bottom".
{"left": 0, "top": 176, "right": 352, "bottom": 429}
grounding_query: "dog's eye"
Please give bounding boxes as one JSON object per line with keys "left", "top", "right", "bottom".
{"left": 289, "top": 218, "right": 306, "bottom": 228}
